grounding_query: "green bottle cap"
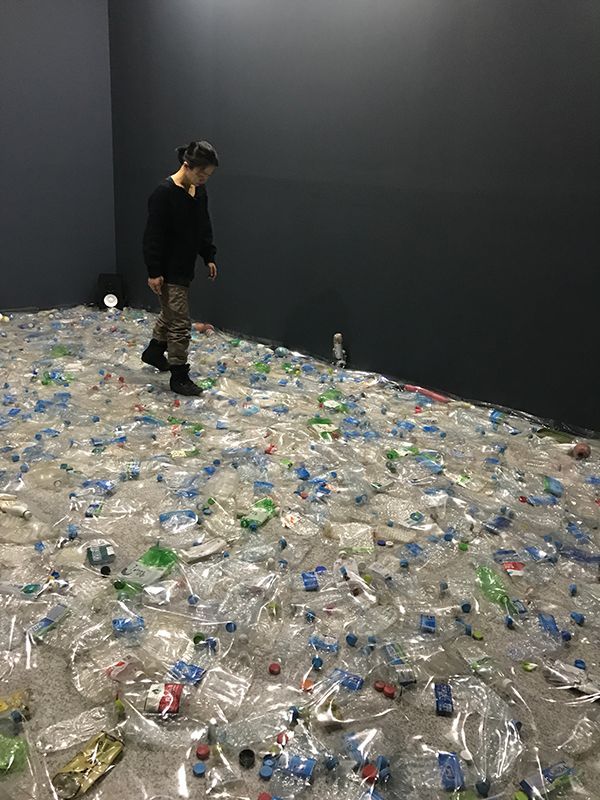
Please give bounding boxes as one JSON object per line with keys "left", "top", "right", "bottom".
{"left": 458, "top": 542, "right": 469, "bottom": 551}
{"left": 521, "top": 660, "right": 538, "bottom": 672}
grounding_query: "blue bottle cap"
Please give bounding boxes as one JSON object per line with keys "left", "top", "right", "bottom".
{"left": 225, "top": 621, "right": 237, "bottom": 632}
{"left": 312, "top": 656, "right": 323, "bottom": 670}
{"left": 505, "top": 616, "right": 514, "bottom": 629}
{"left": 460, "top": 600, "right": 472, "bottom": 614}
{"left": 346, "top": 633, "right": 358, "bottom": 647}
{"left": 574, "top": 659, "right": 587, "bottom": 670}
{"left": 188, "top": 595, "right": 200, "bottom": 606}
{"left": 570, "top": 611, "right": 585, "bottom": 626}
{"left": 561, "top": 630, "right": 572, "bottom": 642}
{"left": 259, "top": 765, "right": 273, "bottom": 780}
{"left": 569, "top": 583, "right": 578, "bottom": 596}
{"left": 192, "top": 762, "right": 206, "bottom": 777}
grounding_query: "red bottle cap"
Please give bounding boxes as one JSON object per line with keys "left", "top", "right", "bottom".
{"left": 196, "top": 744, "right": 210, "bottom": 760}
{"left": 374, "top": 680, "right": 386, "bottom": 693}
{"left": 361, "top": 764, "right": 378, "bottom": 783}
{"left": 268, "top": 662, "right": 281, "bottom": 675}
{"left": 258, "top": 793, "right": 272, "bottom": 800}
{"left": 383, "top": 684, "right": 396, "bottom": 699}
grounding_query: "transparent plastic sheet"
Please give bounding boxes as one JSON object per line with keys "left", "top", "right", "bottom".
{"left": 0, "top": 306, "right": 599, "bottom": 798}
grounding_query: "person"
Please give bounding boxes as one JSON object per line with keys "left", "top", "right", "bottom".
{"left": 141, "top": 140, "right": 219, "bottom": 396}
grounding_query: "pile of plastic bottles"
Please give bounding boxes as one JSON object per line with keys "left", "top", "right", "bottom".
{"left": 0, "top": 305, "right": 599, "bottom": 800}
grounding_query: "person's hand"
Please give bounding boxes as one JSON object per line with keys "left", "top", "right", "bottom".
{"left": 147, "top": 276, "right": 164, "bottom": 295}
{"left": 207, "top": 262, "right": 218, "bottom": 281}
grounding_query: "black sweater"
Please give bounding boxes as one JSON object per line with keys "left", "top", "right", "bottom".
{"left": 143, "top": 177, "right": 216, "bottom": 287}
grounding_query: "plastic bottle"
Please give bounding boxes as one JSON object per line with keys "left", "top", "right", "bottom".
{"left": 476, "top": 566, "right": 516, "bottom": 614}
{"left": 240, "top": 497, "right": 277, "bottom": 529}
{"left": 0, "top": 496, "right": 32, "bottom": 519}
{"left": 332, "top": 333, "right": 347, "bottom": 369}
{"left": 113, "top": 543, "right": 179, "bottom": 597}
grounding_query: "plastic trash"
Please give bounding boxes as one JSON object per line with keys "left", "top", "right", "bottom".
{"left": 0, "top": 305, "right": 597, "bottom": 799}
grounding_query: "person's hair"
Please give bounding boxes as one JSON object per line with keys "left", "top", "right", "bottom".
{"left": 176, "top": 140, "right": 219, "bottom": 169}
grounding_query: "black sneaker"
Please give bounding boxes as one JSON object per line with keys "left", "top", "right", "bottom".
{"left": 141, "top": 339, "right": 169, "bottom": 372}
{"left": 169, "top": 364, "right": 203, "bottom": 396}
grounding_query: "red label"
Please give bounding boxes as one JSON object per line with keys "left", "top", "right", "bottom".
{"left": 159, "top": 683, "right": 183, "bottom": 714}
{"left": 502, "top": 561, "right": 525, "bottom": 574}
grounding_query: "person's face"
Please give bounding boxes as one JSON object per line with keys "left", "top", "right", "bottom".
{"left": 185, "top": 163, "right": 216, "bottom": 186}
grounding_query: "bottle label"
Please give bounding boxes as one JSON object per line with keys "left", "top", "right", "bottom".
{"left": 119, "top": 561, "right": 165, "bottom": 587}
{"left": 144, "top": 683, "right": 183, "bottom": 714}
{"left": 28, "top": 604, "right": 69, "bottom": 639}
{"left": 328, "top": 668, "right": 364, "bottom": 691}
{"left": 438, "top": 752, "right": 465, "bottom": 791}
{"left": 435, "top": 683, "right": 454, "bottom": 716}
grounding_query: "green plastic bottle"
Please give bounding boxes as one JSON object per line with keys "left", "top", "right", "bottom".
{"left": 50, "top": 344, "right": 71, "bottom": 357}
{"left": 240, "top": 498, "right": 277, "bottom": 529}
{"left": 476, "top": 566, "right": 515, "bottom": 614}
{"left": 317, "top": 388, "right": 348, "bottom": 413}
{"left": 307, "top": 416, "right": 340, "bottom": 442}
{"left": 0, "top": 732, "right": 28, "bottom": 775}
{"left": 113, "top": 544, "right": 178, "bottom": 596}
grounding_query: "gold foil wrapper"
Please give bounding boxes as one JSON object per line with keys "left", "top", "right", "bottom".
{"left": 52, "top": 731, "right": 123, "bottom": 799}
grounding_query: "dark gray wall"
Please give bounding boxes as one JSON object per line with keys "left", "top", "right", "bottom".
{"left": 0, "top": 0, "right": 115, "bottom": 309}
{"left": 109, "top": 0, "right": 600, "bottom": 431}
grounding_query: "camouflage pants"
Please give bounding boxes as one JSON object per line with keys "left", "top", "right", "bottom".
{"left": 152, "top": 284, "right": 191, "bottom": 366}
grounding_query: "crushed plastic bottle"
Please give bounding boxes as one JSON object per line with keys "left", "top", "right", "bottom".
{"left": 0, "top": 305, "right": 597, "bottom": 800}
